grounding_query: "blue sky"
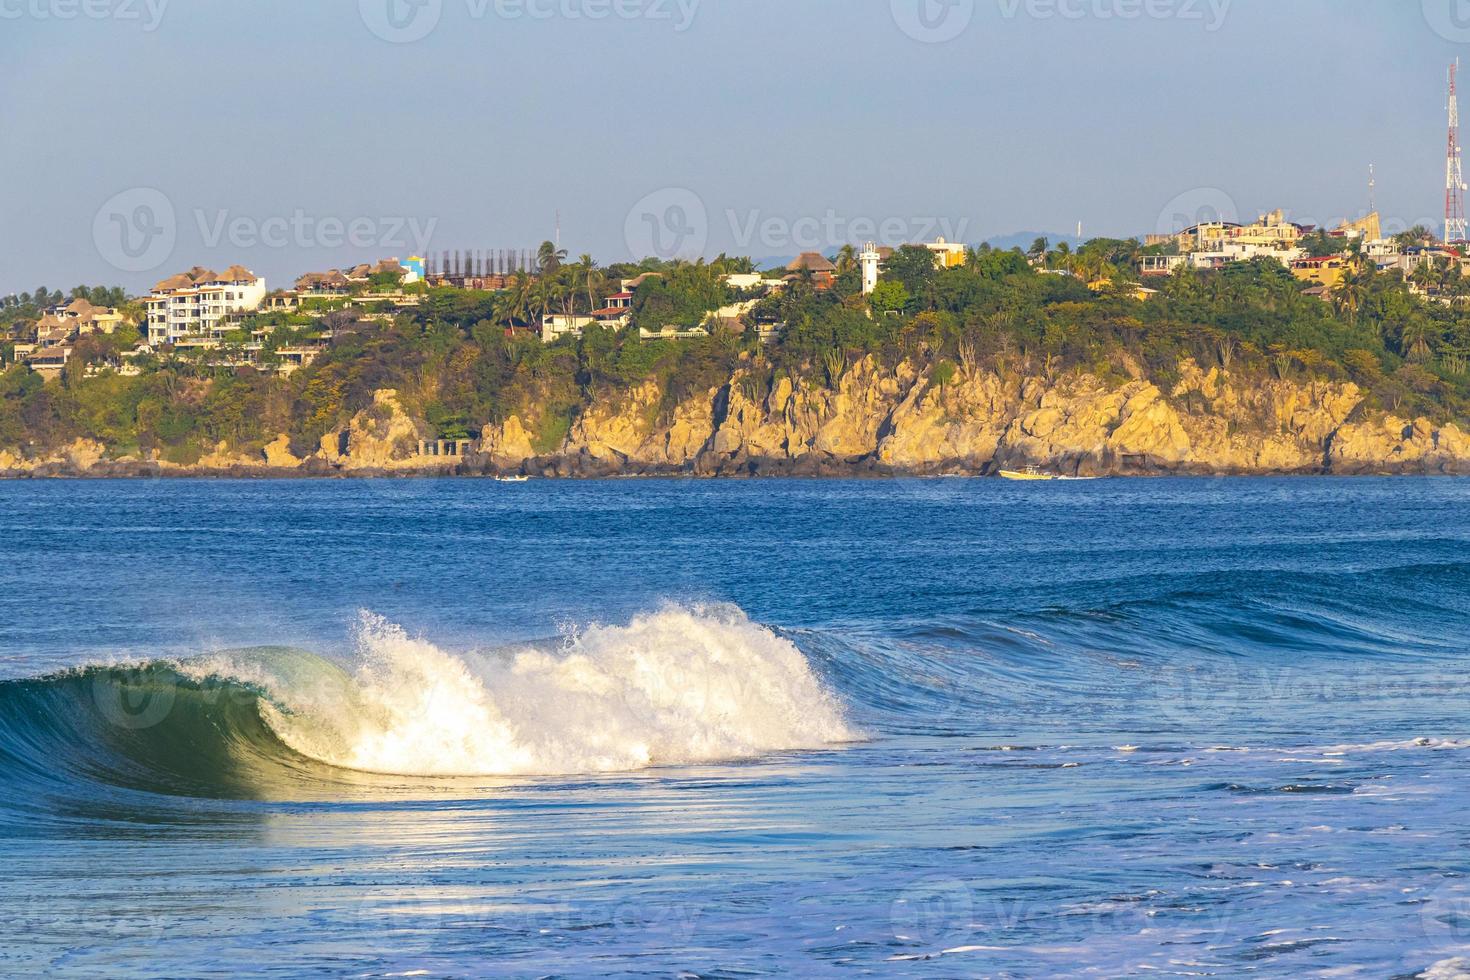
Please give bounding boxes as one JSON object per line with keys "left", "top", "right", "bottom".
{"left": 2, "top": 0, "right": 1467, "bottom": 292}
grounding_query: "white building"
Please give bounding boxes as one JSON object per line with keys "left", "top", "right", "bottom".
{"left": 722, "top": 273, "right": 763, "bottom": 291}
{"left": 639, "top": 324, "right": 710, "bottom": 341}
{"left": 860, "top": 242, "right": 882, "bottom": 294}
{"left": 540, "top": 313, "right": 598, "bottom": 343}
{"left": 1139, "top": 254, "right": 1187, "bottom": 276}
{"left": 1187, "top": 243, "right": 1304, "bottom": 270}
{"left": 722, "top": 273, "right": 785, "bottom": 292}
{"left": 146, "top": 266, "right": 267, "bottom": 345}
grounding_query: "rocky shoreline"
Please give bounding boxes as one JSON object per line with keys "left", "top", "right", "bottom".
{"left": 3, "top": 455, "right": 1463, "bottom": 480}
{"left": 4, "top": 358, "right": 1469, "bottom": 479}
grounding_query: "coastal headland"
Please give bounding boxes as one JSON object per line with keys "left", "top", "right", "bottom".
{"left": 7, "top": 361, "right": 1467, "bottom": 479}
{"left": 4, "top": 234, "right": 1470, "bottom": 478}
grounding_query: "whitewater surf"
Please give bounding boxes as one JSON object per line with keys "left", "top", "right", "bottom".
{"left": 0, "top": 605, "right": 860, "bottom": 802}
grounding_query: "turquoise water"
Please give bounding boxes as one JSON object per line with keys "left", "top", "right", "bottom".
{"left": 1, "top": 477, "right": 1469, "bottom": 977}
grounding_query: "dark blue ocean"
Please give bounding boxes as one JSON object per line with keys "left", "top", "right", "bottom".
{"left": 1, "top": 477, "right": 1469, "bottom": 978}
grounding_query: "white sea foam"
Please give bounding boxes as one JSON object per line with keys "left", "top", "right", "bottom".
{"left": 251, "top": 605, "right": 860, "bottom": 776}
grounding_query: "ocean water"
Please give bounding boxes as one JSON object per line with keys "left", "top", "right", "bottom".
{"left": 1, "top": 476, "right": 1469, "bottom": 978}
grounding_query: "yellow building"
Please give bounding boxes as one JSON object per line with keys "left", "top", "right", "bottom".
{"left": 1182, "top": 209, "right": 1303, "bottom": 252}
{"left": 1289, "top": 255, "right": 1350, "bottom": 288}
{"left": 1334, "top": 212, "right": 1382, "bottom": 241}
{"left": 1234, "top": 209, "right": 1303, "bottom": 246}
{"left": 1088, "top": 278, "right": 1158, "bottom": 301}
{"left": 922, "top": 238, "right": 968, "bottom": 269}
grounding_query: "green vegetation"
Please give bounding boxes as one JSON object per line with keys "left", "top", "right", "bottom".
{"left": 2, "top": 240, "right": 1469, "bottom": 462}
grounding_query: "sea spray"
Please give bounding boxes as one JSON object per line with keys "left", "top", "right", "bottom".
{"left": 258, "top": 605, "right": 860, "bottom": 776}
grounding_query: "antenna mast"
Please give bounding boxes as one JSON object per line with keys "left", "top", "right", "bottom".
{"left": 1447, "top": 60, "right": 1467, "bottom": 243}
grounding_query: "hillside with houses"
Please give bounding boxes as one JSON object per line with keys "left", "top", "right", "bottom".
{"left": 2, "top": 217, "right": 1469, "bottom": 476}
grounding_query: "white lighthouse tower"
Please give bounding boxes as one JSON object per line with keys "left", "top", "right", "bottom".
{"left": 860, "top": 241, "right": 882, "bottom": 295}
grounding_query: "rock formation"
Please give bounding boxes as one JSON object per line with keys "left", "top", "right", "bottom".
{"left": 3, "top": 363, "right": 1468, "bottom": 477}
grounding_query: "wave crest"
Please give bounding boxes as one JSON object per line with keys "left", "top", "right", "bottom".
{"left": 261, "top": 606, "right": 859, "bottom": 776}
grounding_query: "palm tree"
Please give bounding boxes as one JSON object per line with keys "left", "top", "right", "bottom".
{"left": 1438, "top": 259, "right": 1462, "bottom": 303}
{"left": 1400, "top": 316, "right": 1434, "bottom": 361}
{"left": 1394, "top": 225, "right": 1436, "bottom": 250}
{"left": 1411, "top": 258, "right": 1439, "bottom": 294}
{"left": 1332, "top": 267, "right": 1371, "bottom": 323}
{"left": 1050, "top": 241, "right": 1072, "bottom": 272}
{"left": 501, "top": 271, "right": 533, "bottom": 327}
{"left": 579, "top": 254, "right": 604, "bottom": 313}
{"left": 1449, "top": 268, "right": 1470, "bottom": 309}
{"left": 556, "top": 274, "right": 577, "bottom": 316}
{"left": 537, "top": 241, "right": 567, "bottom": 276}
{"left": 1075, "top": 254, "right": 1105, "bottom": 287}
{"left": 834, "top": 244, "right": 857, "bottom": 276}
{"left": 1345, "top": 237, "right": 1366, "bottom": 268}
{"left": 531, "top": 277, "right": 554, "bottom": 326}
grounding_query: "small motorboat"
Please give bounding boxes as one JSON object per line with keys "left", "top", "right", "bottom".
{"left": 999, "top": 466, "right": 1056, "bottom": 481}
{"left": 495, "top": 475, "right": 530, "bottom": 483}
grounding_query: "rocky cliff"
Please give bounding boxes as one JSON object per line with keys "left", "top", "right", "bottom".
{"left": 470, "top": 357, "right": 1470, "bottom": 478}
{"left": 3, "top": 361, "right": 1468, "bottom": 478}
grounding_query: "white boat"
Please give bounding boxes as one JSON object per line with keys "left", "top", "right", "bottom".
{"left": 495, "top": 475, "right": 530, "bottom": 483}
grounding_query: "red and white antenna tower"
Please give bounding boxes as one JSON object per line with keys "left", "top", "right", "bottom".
{"left": 1447, "top": 59, "right": 1467, "bottom": 243}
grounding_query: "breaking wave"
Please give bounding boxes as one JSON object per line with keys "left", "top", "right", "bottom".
{"left": 0, "top": 605, "right": 860, "bottom": 803}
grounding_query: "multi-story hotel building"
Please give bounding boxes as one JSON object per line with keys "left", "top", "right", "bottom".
{"left": 145, "top": 266, "right": 266, "bottom": 345}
